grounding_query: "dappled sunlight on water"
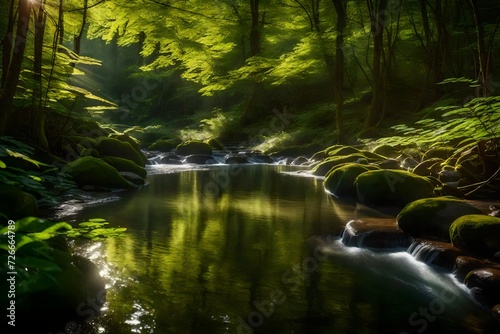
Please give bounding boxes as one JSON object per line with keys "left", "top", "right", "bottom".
{"left": 63, "top": 165, "right": 500, "bottom": 333}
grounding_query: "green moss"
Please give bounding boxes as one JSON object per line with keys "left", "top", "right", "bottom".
{"left": 109, "top": 133, "right": 142, "bottom": 151}
{"left": 397, "top": 197, "right": 482, "bottom": 241}
{"left": 311, "top": 153, "right": 369, "bottom": 176}
{"left": 326, "top": 145, "right": 360, "bottom": 156}
{"left": 207, "top": 138, "right": 224, "bottom": 150}
{"left": 175, "top": 140, "right": 213, "bottom": 156}
{"left": 80, "top": 148, "right": 101, "bottom": 158}
{"left": 62, "top": 156, "right": 134, "bottom": 190}
{"left": 372, "top": 144, "right": 400, "bottom": 158}
{"left": 355, "top": 169, "right": 435, "bottom": 207}
{"left": 102, "top": 156, "right": 147, "bottom": 179}
{"left": 324, "top": 163, "right": 379, "bottom": 198}
{"left": 97, "top": 137, "right": 146, "bottom": 167}
{"left": 450, "top": 214, "right": 500, "bottom": 257}
{"left": 148, "top": 139, "right": 177, "bottom": 152}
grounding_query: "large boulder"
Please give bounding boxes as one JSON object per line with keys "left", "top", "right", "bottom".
{"left": 62, "top": 156, "right": 134, "bottom": 190}
{"left": 341, "top": 218, "right": 411, "bottom": 249}
{"left": 397, "top": 197, "right": 482, "bottom": 241}
{"left": 465, "top": 268, "right": 500, "bottom": 308}
{"left": 102, "top": 156, "right": 147, "bottom": 179}
{"left": 148, "top": 139, "right": 177, "bottom": 152}
{"left": 355, "top": 170, "right": 435, "bottom": 207}
{"left": 324, "top": 163, "right": 379, "bottom": 198}
{"left": 0, "top": 185, "right": 38, "bottom": 220}
{"left": 311, "top": 154, "right": 368, "bottom": 176}
{"left": 224, "top": 154, "right": 250, "bottom": 164}
{"left": 176, "top": 140, "right": 213, "bottom": 156}
{"left": 97, "top": 137, "right": 147, "bottom": 167}
{"left": 372, "top": 144, "right": 400, "bottom": 158}
{"left": 326, "top": 145, "right": 360, "bottom": 157}
{"left": 207, "top": 138, "right": 224, "bottom": 150}
{"left": 450, "top": 214, "right": 500, "bottom": 257}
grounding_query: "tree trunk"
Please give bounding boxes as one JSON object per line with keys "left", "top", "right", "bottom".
{"left": 249, "top": 0, "right": 261, "bottom": 56}
{"left": 0, "top": 0, "right": 31, "bottom": 135}
{"left": 433, "top": 0, "right": 448, "bottom": 82}
{"left": 332, "top": 0, "right": 348, "bottom": 143}
{"left": 31, "top": 1, "right": 49, "bottom": 150}
{"left": 1, "top": 0, "right": 16, "bottom": 87}
{"left": 365, "top": 0, "right": 388, "bottom": 128}
{"left": 74, "top": 0, "right": 88, "bottom": 55}
{"left": 469, "top": 0, "right": 493, "bottom": 96}
{"left": 58, "top": 0, "right": 65, "bottom": 45}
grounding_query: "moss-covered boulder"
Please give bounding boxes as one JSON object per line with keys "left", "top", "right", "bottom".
{"left": 102, "top": 156, "right": 147, "bottom": 179}
{"left": 422, "top": 146, "right": 455, "bottom": 160}
{"left": 207, "top": 138, "right": 224, "bottom": 150}
{"left": 0, "top": 186, "right": 38, "bottom": 220}
{"left": 224, "top": 154, "right": 249, "bottom": 164}
{"left": 326, "top": 145, "right": 360, "bottom": 157}
{"left": 79, "top": 148, "right": 101, "bottom": 158}
{"left": 324, "top": 163, "right": 379, "bottom": 198}
{"left": 372, "top": 144, "right": 400, "bottom": 158}
{"left": 97, "top": 137, "right": 146, "bottom": 167}
{"left": 176, "top": 140, "right": 213, "bottom": 156}
{"left": 355, "top": 170, "right": 435, "bottom": 207}
{"left": 310, "top": 150, "right": 326, "bottom": 162}
{"left": 450, "top": 215, "right": 500, "bottom": 257}
{"left": 311, "top": 154, "right": 368, "bottom": 176}
{"left": 412, "top": 158, "right": 444, "bottom": 176}
{"left": 397, "top": 197, "right": 482, "bottom": 241}
{"left": 62, "top": 156, "right": 134, "bottom": 190}
{"left": 148, "top": 139, "right": 177, "bottom": 152}
{"left": 109, "top": 133, "right": 142, "bottom": 151}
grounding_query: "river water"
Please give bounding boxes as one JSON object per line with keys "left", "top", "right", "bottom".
{"left": 59, "top": 165, "right": 500, "bottom": 334}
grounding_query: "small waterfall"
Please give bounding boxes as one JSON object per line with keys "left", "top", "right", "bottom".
{"left": 408, "top": 239, "right": 464, "bottom": 271}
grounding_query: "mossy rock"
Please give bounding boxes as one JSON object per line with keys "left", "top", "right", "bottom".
{"left": 102, "top": 156, "right": 147, "bottom": 179}
{"left": 359, "top": 150, "right": 387, "bottom": 161}
{"left": 109, "top": 133, "right": 142, "bottom": 152}
{"left": 326, "top": 145, "right": 360, "bottom": 157}
{"left": 175, "top": 140, "right": 213, "bottom": 156}
{"left": 372, "top": 144, "right": 400, "bottom": 158}
{"left": 324, "top": 163, "right": 379, "bottom": 198}
{"left": 450, "top": 214, "right": 500, "bottom": 257}
{"left": 0, "top": 185, "right": 38, "bottom": 220}
{"left": 270, "top": 143, "right": 323, "bottom": 158}
{"left": 412, "top": 158, "right": 444, "bottom": 176}
{"left": 311, "top": 154, "right": 368, "bottom": 176}
{"left": 62, "top": 156, "right": 134, "bottom": 190}
{"left": 80, "top": 148, "right": 101, "bottom": 158}
{"left": 207, "top": 138, "right": 224, "bottom": 150}
{"left": 310, "top": 150, "right": 326, "bottom": 161}
{"left": 148, "top": 139, "right": 177, "bottom": 152}
{"left": 355, "top": 170, "right": 435, "bottom": 207}
{"left": 397, "top": 197, "right": 482, "bottom": 241}
{"left": 97, "top": 137, "right": 146, "bottom": 167}
{"left": 422, "top": 146, "right": 455, "bottom": 160}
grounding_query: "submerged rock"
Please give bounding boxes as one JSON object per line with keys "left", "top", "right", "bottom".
{"left": 176, "top": 140, "right": 213, "bottom": 156}
{"left": 184, "top": 154, "right": 218, "bottom": 164}
{"left": 341, "top": 218, "right": 411, "bottom": 249}
{"left": 465, "top": 268, "right": 500, "bottom": 308}
{"left": 408, "top": 239, "right": 464, "bottom": 271}
{"left": 62, "top": 156, "right": 135, "bottom": 190}
{"left": 354, "top": 169, "right": 435, "bottom": 207}
{"left": 450, "top": 214, "right": 500, "bottom": 258}
{"left": 396, "top": 196, "right": 482, "bottom": 241}
{"left": 224, "top": 154, "right": 250, "bottom": 164}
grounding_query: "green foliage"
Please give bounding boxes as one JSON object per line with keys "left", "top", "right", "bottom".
{"left": 0, "top": 137, "right": 76, "bottom": 207}
{"left": 371, "top": 92, "right": 500, "bottom": 147}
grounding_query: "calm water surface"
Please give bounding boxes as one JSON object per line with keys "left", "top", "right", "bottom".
{"left": 61, "top": 165, "right": 500, "bottom": 334}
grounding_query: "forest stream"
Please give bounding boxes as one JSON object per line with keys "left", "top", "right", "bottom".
{"left": 52, "top": 164, "right": 500, "bottom": 334}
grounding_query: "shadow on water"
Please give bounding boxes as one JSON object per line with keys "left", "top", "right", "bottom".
{"left": 58, "top": 165, "right": 499, "bottom": 334}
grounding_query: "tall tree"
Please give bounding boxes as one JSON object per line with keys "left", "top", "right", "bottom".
{"left": 30, "top": 0, "right": 49, "bottom": 150}
{"left": 249, "top": 0, "right": 261, "bottom": 56}
{"left": 332, "top": 0, "right": 348, "bottom": 143}
{"left": 1, "top": 0, "right": 16, "bottom": 87}
{"left": 365, "top": 0, "right": 388, "bottom": 128}
{"left": 0, "top": 0, "right": 32, "bottom": 135}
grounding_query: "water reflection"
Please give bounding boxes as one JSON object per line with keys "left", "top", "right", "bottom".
{"left": 65, "top": 165, "right": 499, "bottom": 334}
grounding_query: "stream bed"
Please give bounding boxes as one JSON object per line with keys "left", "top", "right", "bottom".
{"left": 57, "top": 164, "right": 500, "bottom": 334}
